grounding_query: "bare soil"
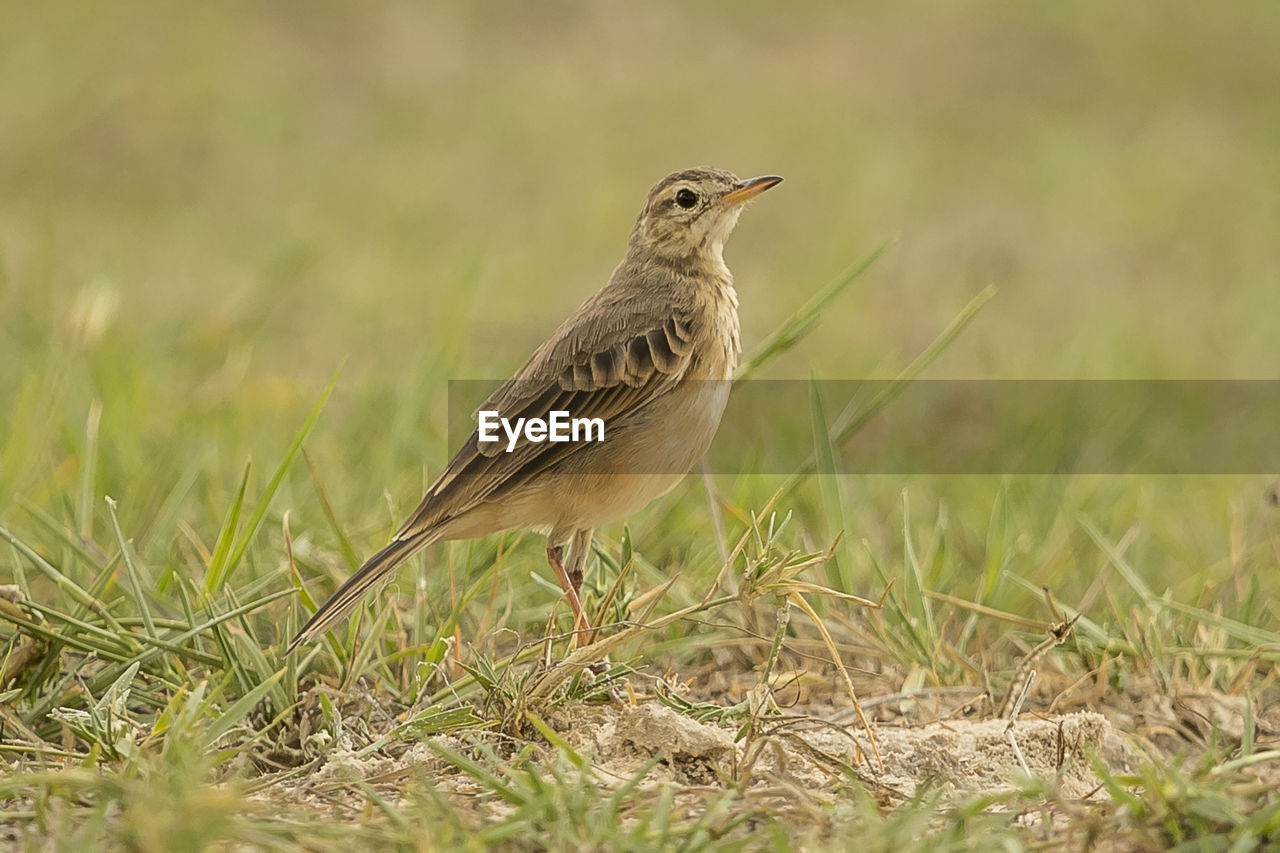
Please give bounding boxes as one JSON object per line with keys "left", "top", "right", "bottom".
{"left": 268, "top": 669, "right": 1279, "bottom": 827}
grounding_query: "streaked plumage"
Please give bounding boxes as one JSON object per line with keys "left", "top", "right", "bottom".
{"left": 289, "top": 167, "right": 781, "bottom": 651}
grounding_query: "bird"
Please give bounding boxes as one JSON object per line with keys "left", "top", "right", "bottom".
{"left": 288, "top": 167, "right": 782, "bottom": 652}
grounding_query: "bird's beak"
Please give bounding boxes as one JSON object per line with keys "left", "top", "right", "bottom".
{"left": 720, "top": 175, "right": 784, "bottom": 206}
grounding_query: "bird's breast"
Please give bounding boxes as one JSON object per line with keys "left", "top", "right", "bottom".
{"left": 688, "top": 274, "right": 740, "bottom": 382}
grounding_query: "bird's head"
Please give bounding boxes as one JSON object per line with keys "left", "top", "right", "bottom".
{"left": 629, "top": 167, "right": 782, "bottom": 265}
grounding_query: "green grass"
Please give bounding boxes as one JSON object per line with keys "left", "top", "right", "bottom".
{"left": 3, "top": 1, "right": 1280, "bottom": 849}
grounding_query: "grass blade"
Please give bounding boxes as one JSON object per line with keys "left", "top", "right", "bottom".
{"left": 808, "top": 377, "right": 851, "bottom": 592}
{"left": 104, "top": 496, "right": 157, "bottom": 640}
{"left": 202, "top": 669, "right": 285, "bottom": 748}
{"left": 221, "top": 373, "right": 339, "bottom": 589}
{"left": 779, "top": 284, "right": 997, "bottom": 495}
{"left": 735, "top": 239, "right": 892, "bottom": 382}
{"left": 204, "top": 461, "right": 252, "bottom": 595}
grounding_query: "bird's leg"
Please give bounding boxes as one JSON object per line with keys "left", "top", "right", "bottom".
{"left": 567, "top": 529, "right": 593, "bottom": 602}
{"left": 547, "top": 544, "right": 589, "bottom": 644}
{"left": 566, "top": 528, "right": 596, "bottom": 643}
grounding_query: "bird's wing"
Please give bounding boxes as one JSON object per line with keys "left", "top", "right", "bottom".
{"left": 392, "top": 288, "right": 696, "bottom": 541}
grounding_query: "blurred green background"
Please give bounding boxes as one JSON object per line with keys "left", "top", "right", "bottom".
{"left": 3, "top": 0, "right": 1278, "bottom": 593}
{"left": 4, "top": 6, "right": 1279, "bottom": 845}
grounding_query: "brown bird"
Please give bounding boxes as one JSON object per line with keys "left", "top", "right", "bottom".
{"left": 288, "top": 167, "right": 782, "bottom": 652}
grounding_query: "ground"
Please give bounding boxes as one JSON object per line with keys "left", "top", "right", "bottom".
{"left": 3, "top": 0, "right": 1280, "bottom": 849}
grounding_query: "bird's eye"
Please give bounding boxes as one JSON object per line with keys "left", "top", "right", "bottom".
{"left": 674, "top": 188, "right": 698, "bottom": 209}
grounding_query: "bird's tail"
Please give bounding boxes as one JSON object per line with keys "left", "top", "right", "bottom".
{"left": 287, "top": 531, "right": 438, "bottom": 652}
